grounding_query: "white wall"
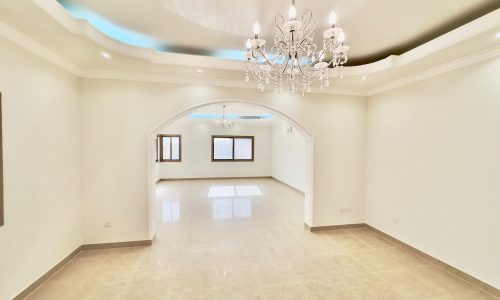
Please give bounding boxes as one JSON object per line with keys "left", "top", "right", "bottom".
{"left": 0, "top": 37, "right": 82, "bottom": 299}
{"left": 365, "top": 58, "right": 500, "bottom": 288}
{"left": 158, "top": 121, "right": 272, "bottom": 179}
{"left": 80, "top": 79, "right": 366, "bottom": 243}
{"left": 272, "top": 123, "right": 306, "bottom": 192}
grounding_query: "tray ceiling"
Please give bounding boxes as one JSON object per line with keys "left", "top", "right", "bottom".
{"left": 57, "top": 0, "right": 500, "bottom": 65}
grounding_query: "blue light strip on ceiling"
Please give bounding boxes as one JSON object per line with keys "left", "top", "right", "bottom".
{"left": 189, "top": 113, "right": 273, "bottom": 120}
{"left": 58, "top": 0, "right": 163, "bottom": 49}
{"left": 57, "top": 0, "right": 245, "bottom": 61}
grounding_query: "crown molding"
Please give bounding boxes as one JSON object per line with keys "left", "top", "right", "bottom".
{"left": 79, "top": 69, "right": 366, "bottom": 96}
{"left": 0, "top": 18, "right": 363, "bottom": 96}
{"left": 32, "top": 0, "right": 245, "bottom": 71}
{"left": 1, "top": 2, "right": 499, "bottom": 97}
{"left": 32, "top": 0, "right": 500, "bottom": 76}
{"left": 367, "top": 46, "right": 500, "bottom": 96}
{"left": 0, "top": 20, "right": 81, "bottom": 75}
{"left": 344, "top": 8, "right": 500, "bottom": 77}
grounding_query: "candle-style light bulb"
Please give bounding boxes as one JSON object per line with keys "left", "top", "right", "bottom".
{"left": 288, "top": 5, "right": 297, "bottom": 19}
{"left": 329, "top": 11, "right": 337, "bottom": 26}
{"left": 246, "top": 39, "right": 251, "bottom": 49}
{"left": 253, "top": 22, "right": 261, "bottom": 36}
{"left": 338, "top": 31, "right": 345, "bottom": 43}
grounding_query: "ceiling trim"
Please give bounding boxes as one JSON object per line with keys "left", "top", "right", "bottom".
{"left": 0, "top": 3, "right": 498, "bottom": 98}
{"left": 367, "top": 46, "right": 500, "bottom": 96}
{"left": 32, "top": 0, "right": 500, "bottom": 75}
{"left": 32, "top": 0, "right": 244, "bottom": 71}
{"left": 345, "top": 8, "right": 500, "bottom": 77}
{"left": 0, "top": 20, "right": 81, "bottom": 75}
{"left": 346, "top": 2, "right": 500, "bottom": 66}
{"left": 78, "top": 69, "right": 367, "bottom": 96}
{"left": 0, "top": 18, "right": 364, "bottom": 96}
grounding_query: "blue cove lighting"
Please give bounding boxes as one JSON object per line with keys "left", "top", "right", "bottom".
{"left": 58, "top": 0, "right": 246, "bottom": 61}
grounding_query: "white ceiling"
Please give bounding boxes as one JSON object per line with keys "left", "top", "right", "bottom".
{"left": 0, "top": 0, "right": 499, "bottom": 95}
{"left": 58, "top": 0, "right": 500, "bottom": 64}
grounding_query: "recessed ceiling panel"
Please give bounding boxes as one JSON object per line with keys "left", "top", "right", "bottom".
{"left": 58, "top": 0, "right": 500, "bottom": 65}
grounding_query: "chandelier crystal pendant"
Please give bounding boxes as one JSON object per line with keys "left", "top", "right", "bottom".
{"left": 212, "top": 105, "right": 234, "bottom": 129}
{"left": 244, "top": 0, "right": 349, "bottom": 95}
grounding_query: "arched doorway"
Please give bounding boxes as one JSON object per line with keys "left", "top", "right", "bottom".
{"left": 146, "top": 100, "right": 314, "bottom": 239}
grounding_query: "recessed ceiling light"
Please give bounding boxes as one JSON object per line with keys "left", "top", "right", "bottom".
{"left": 197, "top": 69, "right": 204, "bottom": 74}
{"left": 100, "top": 51, "right": 111, "bottom": 59}
{"left": 362, "top": 75, "right": 367, "bottom": 80}
{"left": 496, "top": 32, "right": 500, "bottom": 39}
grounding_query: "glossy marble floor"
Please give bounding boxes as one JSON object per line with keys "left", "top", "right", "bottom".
{"left": 27, "top": 178, "right": 496, "bottom": 299}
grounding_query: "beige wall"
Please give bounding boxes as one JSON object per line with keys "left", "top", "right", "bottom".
{"left": 3, "top": 25, "right": 498, "bottom": 296}
{"left": 80, "top": 79, "right": 367, "bottom": 243}
{"left": 0, "top": 38, "right": 82, "bottom": 299}
{"left": 158, "top": 122, "right": 273, "bottom": 179}
{"left": 272, "top": 122, "right": 306, "bottom": 192}
{"left": 365, "top": 57, "right": 500, "bottom": 288}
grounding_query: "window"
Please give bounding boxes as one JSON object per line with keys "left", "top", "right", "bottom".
{"left": 157, "top": 134, "right": 181, "bottom": 162}
{"left": 212, "top": 136, "right": 254, "bottom": 161}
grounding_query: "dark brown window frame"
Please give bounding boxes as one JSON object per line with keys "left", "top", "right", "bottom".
{"left": 157, "top": 134, "right": 182, "bottom": 162}
{"left": 211, "top": 135, "right": 254, "bottom": 162}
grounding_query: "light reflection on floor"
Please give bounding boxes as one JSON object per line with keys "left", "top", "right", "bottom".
{"left": 162, "top": 201, "right": 180, "bottom": 223}
{"left": 207, "top": 185, "right": 263, "bottom": 198}
{"left": 212, "top": 198, "right": 251, "bottom": 219}
{"left": 26, "top": 179, "right": 495, "bottom": 300}
{"left": 159, "top": 184, "right": 261, "bottom": 223}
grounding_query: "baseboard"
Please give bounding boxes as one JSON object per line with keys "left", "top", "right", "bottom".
{"left": 14, "top": 225, "right": 498, "bottom": 299}
{"left": 13, "top": 246, "right": 82, "bottom": 300}
{"left": 305, "top": 222, "right": 499, "bottom": 297}
{"left": 159, "top": 176, "right": 272, "bottom": 181}
{"left": 364, "top": 224, "right": 500, "bottom": 298}
{"left": 306, "top": 223, "right": 366, "bottom": 232}
{"left": 271, "top": 177, "right": 305, "bottom": 194}
{"left": 81, "top": 238, "right": 153, "bottom": 250}
{"left": 14, "top": 237, "right": 154, "bottom": 299}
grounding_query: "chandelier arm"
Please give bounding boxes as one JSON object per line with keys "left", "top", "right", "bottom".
{"left": 274, "top": 15, "right": 286, "bottom": 35}
{"left": 257, "top": 48, "right": 282, "bottom": 70}
{"left": 296, "top": 57, "right": 319, "bottom": 77}
{"left": 259, "top": 55, "right": 291, "bottom": 81}
{"left": 271, "top": 55, "right": 291, "bottom": 79}
{"left": 310, "top": 40, "right": 334, "bottom": 66}
{"left": 301, "top": 10, "right": 313, "bottom": 29}
{"left": 243, "top": 3, "right": 349, "bottom": 93}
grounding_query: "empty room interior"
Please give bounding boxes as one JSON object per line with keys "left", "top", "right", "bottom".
{"left": 0, "top": 0, "right": 499, "bottom": 299}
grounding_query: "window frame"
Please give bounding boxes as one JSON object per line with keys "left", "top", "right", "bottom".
{"left": 157, "top": 134, "right": 182, "bottom": 162}
{"left": 211, "top": 135, "right": 254, "bottom": 162}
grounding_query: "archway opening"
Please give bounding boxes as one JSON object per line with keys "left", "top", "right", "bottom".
{"left": 146, "top": 100, "right": 314, "bottom": 239}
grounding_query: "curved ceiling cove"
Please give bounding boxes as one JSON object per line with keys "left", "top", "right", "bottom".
{"left": 57, "top": 0, "right": 245, "bottom": 60}
{"left": 57, "top": 0, "right": 500, "bottom": 65}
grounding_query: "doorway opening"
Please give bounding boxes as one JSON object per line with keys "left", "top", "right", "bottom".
{"left": 147, "top": 100, "right": 314, "bottom": 239}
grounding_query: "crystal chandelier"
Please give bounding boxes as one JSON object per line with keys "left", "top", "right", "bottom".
{"left": 244, "top": 0, "right": 349, "bottom": 95}
{"left": 212, "top": 105, "right": 234, "bottom": 129}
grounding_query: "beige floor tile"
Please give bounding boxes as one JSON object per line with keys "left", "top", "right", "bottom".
{"left": 26, "top": 179, "right": 493, "bottom": 300}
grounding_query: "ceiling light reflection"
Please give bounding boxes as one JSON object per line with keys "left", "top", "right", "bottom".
{"left": 208, "top": 185, "right": 263, "bottom": 198}
{"left": 100, "top": 51, "right": 111, "bottom": 59}
{"left": 212, "top": 198, "right": 251, "bottom": 219}
{"left": 162, "top": 201, "right": 180, "bottom": 223}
